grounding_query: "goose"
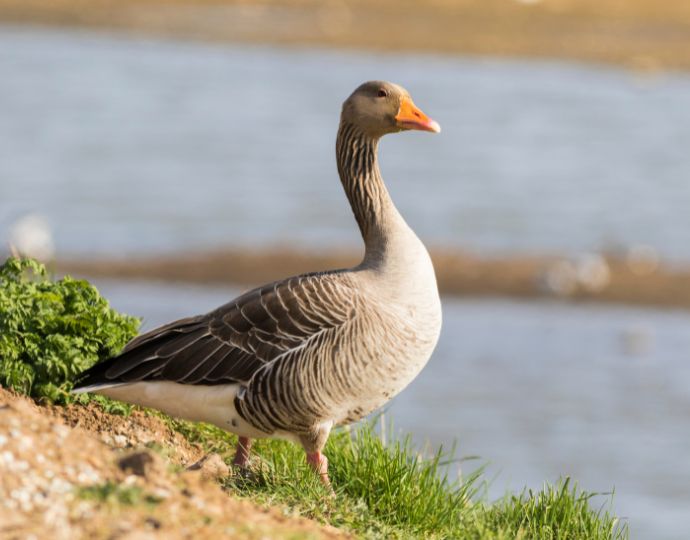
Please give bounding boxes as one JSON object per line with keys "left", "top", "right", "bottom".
{"left": 73, "top": 81, "right": 443, "bottom": 487}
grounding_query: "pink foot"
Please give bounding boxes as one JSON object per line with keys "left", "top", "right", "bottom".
{"left": 306, "top": 451, "right": 332, "bottom": 488}
{"left": 233, "top": 436, "right": 252, "bottom": 467}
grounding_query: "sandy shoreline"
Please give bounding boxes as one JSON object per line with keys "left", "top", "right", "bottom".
{"left": 54, "top": 247, "right": 690, "bottom": 311}
{"left": 1, "top": 0, "right": 690, "bottom": 70}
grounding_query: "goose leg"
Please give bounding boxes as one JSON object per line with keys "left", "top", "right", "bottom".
{"left": 306, "top": 451, "right": 331, "bottom": 487}
{"left": 301, "top": 421, "right": 334, "bottom": 490}
{"left": 233, "top": 436, "right": 252, "bottom": 467}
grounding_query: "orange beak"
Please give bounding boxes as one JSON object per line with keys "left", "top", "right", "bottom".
{"left": 395, "top": 96, "right": 441, "bottom": 133}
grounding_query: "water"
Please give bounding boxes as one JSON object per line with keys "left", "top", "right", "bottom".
{"left": 95, "top": 278, "right": 690, "bottom": 540}
{"left": 2, "top": 27, "right": 690, "bottom": 260}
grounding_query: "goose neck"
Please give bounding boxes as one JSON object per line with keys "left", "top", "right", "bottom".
{"left": 336, "top": 122, "right": 406, "bottom": 266}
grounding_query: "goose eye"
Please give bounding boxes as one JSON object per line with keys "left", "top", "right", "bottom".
{"left": 377, "top": 89, "right": 388, "bottom": 98}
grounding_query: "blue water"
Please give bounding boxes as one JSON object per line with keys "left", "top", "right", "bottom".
{"left": 2, "top": 26, "right": 690, "bottom": 260}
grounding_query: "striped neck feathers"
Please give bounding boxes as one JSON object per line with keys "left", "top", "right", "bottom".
{"left": 336, "top": 121, "right": 404, "bottom": 265}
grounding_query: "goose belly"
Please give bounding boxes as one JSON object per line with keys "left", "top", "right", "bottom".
{"left": 336, "top": 307, "right": 442, "bottom": 425}
{"left": 96, "top": 381, "right": 268, "bottom": 439}
{"left": 335, "top": 230, "right": 444, "bottom": 424}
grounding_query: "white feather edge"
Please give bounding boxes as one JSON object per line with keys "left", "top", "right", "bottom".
{"left": 72, "top": 383, "right": 127, "bottom": 394}
{"left": 72, "top": 380, "right": 279, "bottom": 440}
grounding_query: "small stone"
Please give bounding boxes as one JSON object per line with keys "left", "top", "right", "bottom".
{"left": 145, "top": 516, "right": 162, "bottom": 530}
{"left": 186, "top": 453, "right": 229, "bottom": 481}
{"left": 118, "top": 451, "right": 154, "bottom": 477}
{"left": 113, "top": 434, "right": 128, "bottom": 448}
{"left": 100, "top": 434, "right": 114, "bottom": 445}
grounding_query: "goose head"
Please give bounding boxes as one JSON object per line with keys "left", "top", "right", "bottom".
{"left": 341, "top": 81, "right": 441, "bottom": 138}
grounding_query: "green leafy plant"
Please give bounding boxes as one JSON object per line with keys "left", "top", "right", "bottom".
{"left": 0, "top": 256, "right": 140, "bottom": 402}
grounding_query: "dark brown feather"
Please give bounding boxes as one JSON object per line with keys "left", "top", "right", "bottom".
{"left": 74, "top": 274, "right": 354, "bottom": 390}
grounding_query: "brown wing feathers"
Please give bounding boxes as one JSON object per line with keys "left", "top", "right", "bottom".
{"left": 74, "top": 275, "right": 354, "bottom": 391}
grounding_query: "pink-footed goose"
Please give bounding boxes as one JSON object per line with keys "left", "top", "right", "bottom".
{"left": 73, "top": 81, "right": 442, "bottom": 486}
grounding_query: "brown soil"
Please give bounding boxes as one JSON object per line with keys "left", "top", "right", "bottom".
{"left": 0, "top": 387, "right": 346, "bottom": 540}
{"left": 56, "top": 247, "right": 690, "bottom": 311}
{"left": 0, "top": 0, "right": 689, "bottom": 70}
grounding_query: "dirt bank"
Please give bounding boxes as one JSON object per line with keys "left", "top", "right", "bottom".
{"left": 0, "top": 0, "right": 689, "bottom": 70}
{"left": 0, "top": 387, "right": 345, "bottom": 539}
{"left": 55, "top": 247, "right": 690, "bottom": 311}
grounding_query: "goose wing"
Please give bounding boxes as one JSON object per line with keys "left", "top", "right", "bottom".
{"left": 74, "top": 273, "right": 356, "bottom": 390}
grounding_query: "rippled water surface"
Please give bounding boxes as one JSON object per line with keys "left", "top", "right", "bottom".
{"left": 96, "top": 279, "right": 690, "bottom": 540}
{"left": 2, "top": 27, "right": 690, "bottom": 259}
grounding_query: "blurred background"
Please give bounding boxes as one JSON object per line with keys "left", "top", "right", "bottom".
{"left": 2, "top": 1, "right": 690, "bottom": 538}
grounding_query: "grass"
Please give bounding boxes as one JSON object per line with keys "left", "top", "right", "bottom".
{"left": 77, "top": 481, "right": 163, "bottom": 507}
{"left": 162, "top": 414, "right": 628, "bottom": 540}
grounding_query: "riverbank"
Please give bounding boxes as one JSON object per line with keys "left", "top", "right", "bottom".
{"left": 0, "top": 0, "right": 689, "bottom": 71}
{"left": 55, "top": 247, "right": 690, "bottom": 311}
{"left": 0, "top": 257, "right": 629, "bottom": 539}
{"left": 0, "top": 386, "right": 627, "bottom": 539}
{"left": 0, "top": 387, "right": 345, "bottom": 539}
